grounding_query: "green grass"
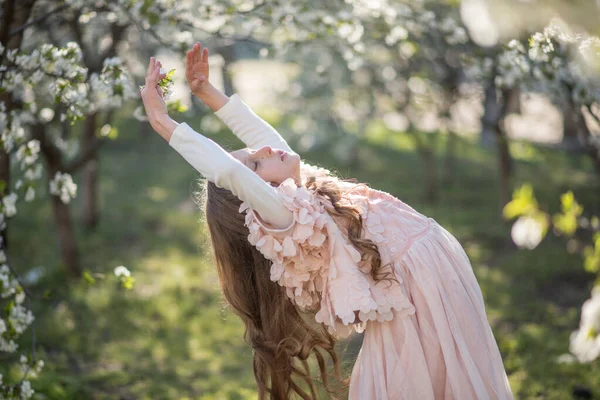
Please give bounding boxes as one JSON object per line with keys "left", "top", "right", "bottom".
{"left": 3, "top": 108, "right": 600, "bottom": 399}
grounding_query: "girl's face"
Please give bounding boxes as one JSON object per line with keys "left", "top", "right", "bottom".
{"left": 231, "top": 146, "right": 301, "bottom": 186}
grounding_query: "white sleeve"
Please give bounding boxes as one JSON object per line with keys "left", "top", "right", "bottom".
{"left": 214, "top": 93, "right": 294, "bottom": 153}
{"left": 169, "top": 122, "right": 294, "bottom": 229}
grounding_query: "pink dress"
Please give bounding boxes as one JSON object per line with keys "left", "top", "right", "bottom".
{"left": 239, "top": 177, "right": 514, "bottom": 399}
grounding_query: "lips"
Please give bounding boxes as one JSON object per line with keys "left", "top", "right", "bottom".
{"left": 278, "top": 150, "right": 286, "bottom": 161}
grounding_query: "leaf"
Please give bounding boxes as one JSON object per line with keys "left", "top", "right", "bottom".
{"left": 552, "top": 212, "right": 578, "bottom": 236}
{"left": 583, "top": 234, "right": 600, "bottom": 273}
{"left": 502, "top": 183, "right": 538, "bottom": 220}
{"left": 121, "top": 276, "right": 135, "bottom": 290}
{"left": 83, "top": 270, "right": 96, "bottom": 285}
{"left": 553, "top": 191, "right": 584, "bottom": 236}
{"left": 167, "top": 99, "right": 188, "bottom": 114}
{"left": 561, "top": 191, "right": 574, "bottom": 211}
{"left": 560, "top": 191, "right": 584, "bottom": 215}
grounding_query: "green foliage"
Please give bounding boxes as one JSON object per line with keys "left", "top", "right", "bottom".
{"left": 503, "top": 183, "right": 539, "bottom": 219}
{"left": 118, "top": 275, "right": 135, "bottom": 290}
{"left": 166, "top": 99, "right": 188, "bottom": 114}
{"left": 82, "top": 271, "right": 96, "bottom": 285}
{"left": 552, "top": 191, "right": 584, "bottom": 236}
{"left": 158, "top": 68, "right": 175, "bottom": 92}
{"left": 5, "top": 111, "right": 600, "bottom": 399}
{"left": 584, "top": 233, "right": 600, "bottom": 273}
{"left": 97, "top": 125, "right": 118, "bottom": 140}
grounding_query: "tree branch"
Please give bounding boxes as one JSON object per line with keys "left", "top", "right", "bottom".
{"left": 8, "top": 4, "right": 69, "bottom": 37}
{"left": 63, "top": 137, "right": 107, "bottom": 174}
{"left": 31, "top": 122, "right": 65, "bottom": 174}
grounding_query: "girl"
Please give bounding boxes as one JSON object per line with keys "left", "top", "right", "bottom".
{"left": 140, "top": 43, "right": 514, "bottom": 399}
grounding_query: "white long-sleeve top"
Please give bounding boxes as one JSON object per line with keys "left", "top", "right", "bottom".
{"left": 168, "top": 94, "right": 295, "bottom": 229}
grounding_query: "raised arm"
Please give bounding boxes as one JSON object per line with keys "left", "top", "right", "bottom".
{"left": 141, "top": 57, "right": 294, "bottom": 230}
{"left": 185, "top": 42, "right": 293, "bottom": 153}
{"left": 213, "top": 92, "right": 293, "bottom": 153}
{"left": 168, "top": 123, "right": 293, "bottom": 229}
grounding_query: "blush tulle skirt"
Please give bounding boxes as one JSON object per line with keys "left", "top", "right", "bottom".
{"left": 349, "top": 219, "right": 514, "bottom": 400}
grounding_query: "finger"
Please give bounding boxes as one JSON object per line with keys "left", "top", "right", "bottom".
{"left": 147, "top": 64, "right": 160, "bottom": 87}
{"left": 186, "top": 50, "right": 192, "bottom": 72}
{"left": 202, "top": 47, "right": 209, "bottom": 64}
{"left": 146, "top": 57, "right": 155, "bottom": 79}
{"left": 190, "top": 43, "right": 196, "bottom": 65}
{"left": 193, "top": 42, "right": 201, "bottom": 65}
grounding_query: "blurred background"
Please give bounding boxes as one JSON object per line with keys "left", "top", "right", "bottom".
{"left": 1, "top": 0, "right": 600, "bottom": 398}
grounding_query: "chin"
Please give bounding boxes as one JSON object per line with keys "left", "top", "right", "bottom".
{"left": 290, "top": 153, "right": 300, "bottom": 165}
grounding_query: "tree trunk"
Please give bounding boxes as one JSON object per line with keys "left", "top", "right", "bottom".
{"left": 562, "top": 100, "right": 585, "bottom": 152}
{"left": 575, "top": 105, "right": 600, "bottom": 175}
{"left": 442, "top": 130, "right": 457, "bottom": 187}
{"left": 33, "top": 123, "right": 82, "bottom": 278}
{"left": 480, "top": 81, "right": 502, "bottom": 148}
{"left": 50, "top": 189, "right": 81, "bottom": 278}
{"left": 0, "top": 0, "right": 38, "bottom": 248}
{"left": 495, "top": 88, "right": 515, "bottom": 209}
{"left": 220, "top": 44, "right": 235, "bottom": 97}
{"left": 421, "top": 145, "right": 438, "bottom": 203}
{"left": 81, "top": 112, "right": 99, "bottom": 230}
{"left": 480, "top": 78, "right": 515, "bottom": 212}
{"left": 409, "top": 127, "right": 438, "bottom": 204}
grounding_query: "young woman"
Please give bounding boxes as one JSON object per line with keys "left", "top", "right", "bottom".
{"left": 140, "top": 43, "right": 514, "bottom": 399}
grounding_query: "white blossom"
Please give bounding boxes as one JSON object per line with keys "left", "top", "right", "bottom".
{"left": 132, "top": 105, "right": 148, "bottom": 122}
{"left": 49, "top": 172, "right": 77, "bottom": 204}
{"left": 15, "top": 140, "right": 40, "bottom": 169}
{"left": 569, "top": 325, "right": 600, "bottom": 363}
{"left": 24, "top": 187, "right": 35, "bottom": 203}
{"left": 569, "top": 287, "right": 600, "bottom": 362}
{"left": 20, "top": 380, "right": 34, "bottom": 399}
{"left": 511, "top": 215, "right": 544, "bottom": 250}
{"left": 15, "top": 291, "right": 26, "bottom": 305}
{"left": 39, "top": 107, "right": 55, "bottom": 122}
{"left": 114, "top": 265, "right": 130, "bottom": 277}
{"left": 24, "top": 164, "right": 42, "bottom": 181}
{"left": 581, "top": 287, "right": 600, "bottom": 331}
{"left": 2, "top": 192, "right": 18, "bottom": 217}
{"left": 100, "top": 124, "right": 112, "bottom": 137}
{"left": 9, "top": 303, "right": 34, "bottom": 335}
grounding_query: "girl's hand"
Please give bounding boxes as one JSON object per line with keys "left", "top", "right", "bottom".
{"left": 141, "top": 57, "right": 168, "bottom": 122}
{"left": 186, "top": 42, "right": 210, "bottom": 96}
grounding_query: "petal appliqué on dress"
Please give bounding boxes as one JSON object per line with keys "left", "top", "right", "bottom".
{"left": 240, "top": 177, "right": 415, "bottom": 338}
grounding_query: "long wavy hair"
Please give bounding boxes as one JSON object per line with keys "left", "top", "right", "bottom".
{"left": 193, "top": 162, "right": 395, "bottom": 399}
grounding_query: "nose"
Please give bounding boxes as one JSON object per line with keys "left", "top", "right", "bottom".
{"left": 257, "top": 146, "right": 272, "bottom": 157}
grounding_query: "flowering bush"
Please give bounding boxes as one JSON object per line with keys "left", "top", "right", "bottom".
{"left": 504, "top": 184, "right": 600, "bottom": 362}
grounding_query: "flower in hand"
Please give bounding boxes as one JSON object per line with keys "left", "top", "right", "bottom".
{"left": 140, "top": 57, "right": 169, "bottom": 122}
{"left": 186, "top": 41, "right": 210, "bottom": 96}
